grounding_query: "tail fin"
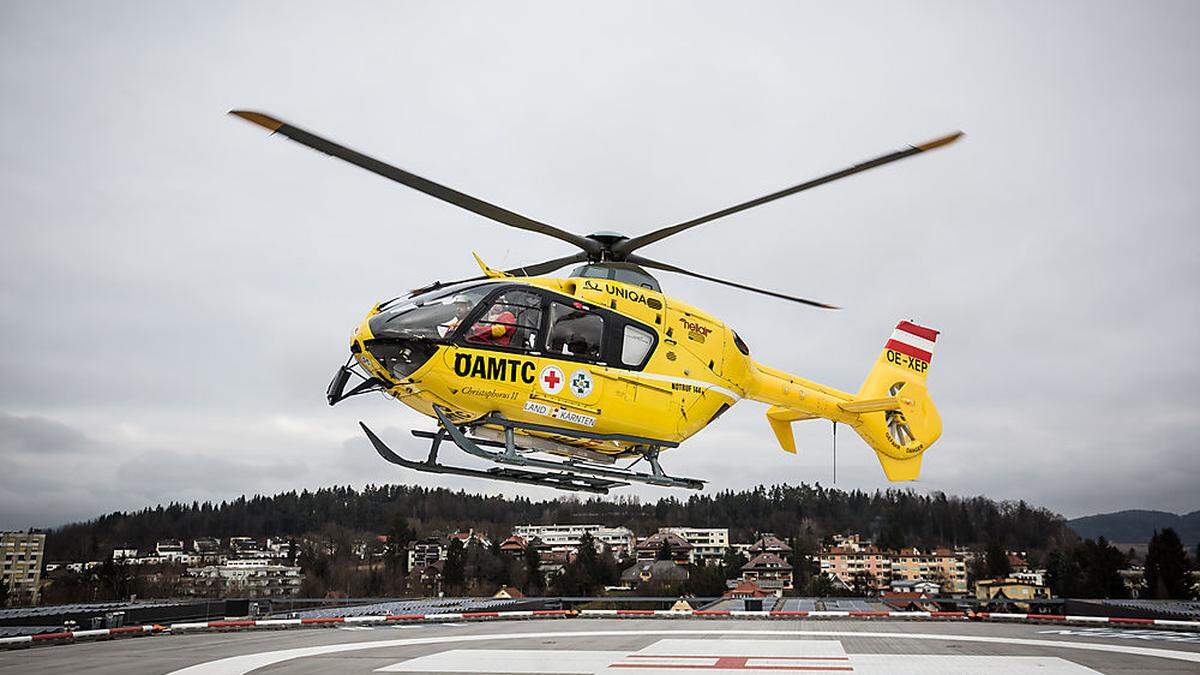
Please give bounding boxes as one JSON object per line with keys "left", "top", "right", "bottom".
{"left": 851, "top": 320, "right": 942, "bottom": 480}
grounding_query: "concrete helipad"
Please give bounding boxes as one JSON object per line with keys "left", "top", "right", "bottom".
{"left": 2, "top": 619, "right": 1199, "bottom": 674}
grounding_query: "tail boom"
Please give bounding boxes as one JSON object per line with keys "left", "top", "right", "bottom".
{"left": 746, "top": 320, "right": 942, "bottom": 481}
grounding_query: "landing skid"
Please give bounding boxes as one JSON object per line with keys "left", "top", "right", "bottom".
{"left": 359, "top": 406, "right": 706, "bottom": 494}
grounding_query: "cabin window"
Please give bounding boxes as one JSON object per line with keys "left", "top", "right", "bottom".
{"left": 464, "top": 289, "right": 542, "bottom": 352}
{"left": 546, "top": 301, "right": 604, "bottom": 361}
{"left": 370, "top": 283, "right": 494, "bottom": 341}
{"left": 621, "top": 325, "right": 655, "bottom": 367}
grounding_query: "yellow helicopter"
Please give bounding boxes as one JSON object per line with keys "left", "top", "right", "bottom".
{"left": 231, "top": 111, "right": 959, "bottom": 494}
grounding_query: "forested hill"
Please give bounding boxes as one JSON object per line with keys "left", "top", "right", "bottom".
{"left": 47, "top": 484, "right": 1074, "bottom": 561}
{"left": 1068, "top": 510, "right": 1200, "bottom": 545}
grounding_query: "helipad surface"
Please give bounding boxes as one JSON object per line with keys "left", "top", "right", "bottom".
{"left": 2, "top": 619, "right": 1199, "bottom": 674}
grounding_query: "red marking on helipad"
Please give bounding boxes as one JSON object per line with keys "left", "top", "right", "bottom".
{"left": 627, "top": 656, "right": 849, "bottom": 661}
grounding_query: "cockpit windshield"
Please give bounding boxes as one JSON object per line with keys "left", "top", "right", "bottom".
{"left": 369, "top": 283, "right": 495, "bottom": 340}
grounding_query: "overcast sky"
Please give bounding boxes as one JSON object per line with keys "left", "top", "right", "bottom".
{"left": 2, "top": 1, "right": 1198, "bottom": 529}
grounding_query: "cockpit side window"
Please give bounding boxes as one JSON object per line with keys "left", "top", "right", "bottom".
{"left": 464, "top": 289, "right": 543, "bottom": 352}
{"left": 370, "top": 284, "right": 493, "bottom": 341}
{"left": 546, "top": 301, "right": 605, "bottom": 362}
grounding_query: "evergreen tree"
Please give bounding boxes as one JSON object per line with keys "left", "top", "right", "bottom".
{"left": 849, "top": 570, "right": 875, "bottom": 596}
{"left": 386, "top": 513, "right": 416, "bottom": 574}
{"left": 1144, "top": 528, "right": 1190, "bottom": 599}
{"left": 722, "top": 547, "right": 745, "bottom": 581}
{"left": 789, "top": 534, "right": 815, "bottom": 591}
{"left": 806, "top": 573, "right": 836, "bottom": 597}
{"left": 1045, "top": 538, "right": 1128, "bottom": 599}
{"left": 682, "top": 560, "right": 729, "bottom": 597}
{"left": 551, "top": 532, "right": 608, "bottom": 596}
{"left": 985, "top": 541, "right": 1011, "bottom": 578}
{"left": 876, "top": 519, "right": 905, "bottom": 553}
{"left": 523, "top": 543, "right": 544, "bottom": 596}
{"left": 1079, "top": 537, "right": 1128, "bottom": 599}
{"left": 656, "top": 538, "right": 673, "bottom": 561}
{"left": 442, "top": 539, "right": 465, "bottom": 595}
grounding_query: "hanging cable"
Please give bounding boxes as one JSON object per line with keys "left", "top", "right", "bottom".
{"left": 832, "top": 421, "right": 837, "bottom": 484}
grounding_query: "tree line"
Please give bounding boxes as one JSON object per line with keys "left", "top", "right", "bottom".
{"left": 31, "top": 484, "right": 1199, "bottom": 603}
{"left": 46, "top": 483, "right": 1074, "bottom": 562}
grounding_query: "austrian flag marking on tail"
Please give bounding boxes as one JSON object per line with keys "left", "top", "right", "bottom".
{"left": 885, "top": 320, "right": 938, "bottom": 363}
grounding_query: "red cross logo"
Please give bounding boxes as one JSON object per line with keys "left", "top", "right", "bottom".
{"left": 538, "top": 365, "right": 566, "bottom": 395}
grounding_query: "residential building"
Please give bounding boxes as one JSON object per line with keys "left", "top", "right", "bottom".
{"left": 890, "top": 579, "right": 941, "bottom": 595}
{"left": 184, "top": 559, "right": 303, "bottom": 597}
{"left": 538, "top": 550, "right": 574, "bottom": 581}
{"left": 881, "top": 590, "right": 940, "bottom": 612}
{"left": 193, "top": 538, "right": 221, "bottom": 555}
{"left": 112, "top": 546, "right": 138, "bottom": 560}
{"left": 724, "top": 580, "right": 769, "bottom": 599}
{"left": 890, "top": 548, "right": 968, "bottom": 593}
{"left": 407, "top": 536, "right": 449, "bottom": 571}
{"left": 729, "top": 543, "right": 754, "bottom": 561}
{"left": 749, "top": 533, "right": 793, "bottom": 556}
{"left": 409, "top": 561, "right": 445, "bottom": 591}
{"left": 818, "top": 544, "right": 891, "bottom": 592}
{"left": 228, "top": 537, "right": 263, "bottom": 557}
{"left": 739, "top": 553, "right": 793, "bottom": 593}
{"left": 2, "top": 531, "right": 45, "bottom": 605}
{"left": 658, "top": 527, "right": 729, "bottom": 565}
{"left": 634, "top": 532, "right": 692, "bottom": 564}
{"left": 829, "top": 534, "right": 868, "bottom": 551}
{"left": 817, "top": 537, "right": 968, "bottom": 595}
{"left": 155, "top": 540, "right": 187, "bottom": 562}
{"left": 512, "top": 524, "right": 635, "bottom": 557}
{"left": 975, "top": 578, "right": 1051, "bottom": 601}
{"left": 499, "top": 535, "right": 529, "bottom": 557}
{"left": 619, "top": 560, "right": 689, "bottom": 588}
{"left": 1012, "top": 569, "right": 1047, "bottom": 587}
{"left": 1119, "top": 567, "right": 1144, "bottom": 598}
{"left": 449, "top": 529, "right": 492, "bottom": 549}
{"left": 493, "top": 585, "right": 525, "bottom": 599}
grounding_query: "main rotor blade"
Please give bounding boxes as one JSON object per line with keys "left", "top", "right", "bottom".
{"left": 229, "top": 111, "right": 601, "bottom": 256}
{"left": 407, "top": 252, "right": 588, "bottom": 296}
{"left": 613, "top": 131, "right": 964, "bottom": 257}
{"left": 504, "top": 251, "right": 588, "bottom": 277}
{"left": 627, "top": 254, "right": 839, "bottom": 309}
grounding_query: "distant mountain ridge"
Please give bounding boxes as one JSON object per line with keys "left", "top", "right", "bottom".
{"left": 1068, "top": 509, "right": 1200, "bottom": 544}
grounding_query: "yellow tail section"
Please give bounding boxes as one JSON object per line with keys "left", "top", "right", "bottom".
{"left": 747, "top": 320, "right": 941, "bottom": 481}
{"left": 853, "top": 321, "right": 942, "bottom": 480}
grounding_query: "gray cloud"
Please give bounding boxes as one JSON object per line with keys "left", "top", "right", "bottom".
{"left": 1, "top": 0, "right": 1198, "bottom": 528}
{"left": 0, "top": 412, "right": 93, "bottom": 455}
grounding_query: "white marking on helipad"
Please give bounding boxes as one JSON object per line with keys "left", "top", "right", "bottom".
{"left": 164, "top": 628, "right": 1200, "bottom": 675}
{"left": 1039, "top": 627, "right": 1200, "bottom": 643}
{"left": 379, "top": 639, "right": 1096, "bottom": 673}
{"left": 848, "top": 655, "right": 1097, "bottom": 673}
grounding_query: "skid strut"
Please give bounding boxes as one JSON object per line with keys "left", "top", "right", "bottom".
{"left": 359, "top": 406, "right": 706, "bottom": 494}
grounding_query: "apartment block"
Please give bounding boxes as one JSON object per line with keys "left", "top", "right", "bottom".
{"left": 2, "top": 531, "right": 46, "bottom": 605}
{"left": 512, "top": 524, "right": 636, "bottom": 557}
{"left": 658, "top": 527, "right": 729, "bottom": 565}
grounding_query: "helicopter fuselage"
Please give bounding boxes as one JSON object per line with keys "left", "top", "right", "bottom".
{"left": 349, "top": 275, "right": 753, "bottom": 455}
